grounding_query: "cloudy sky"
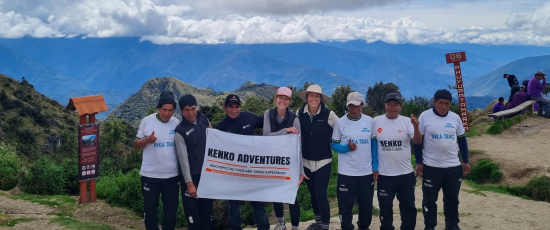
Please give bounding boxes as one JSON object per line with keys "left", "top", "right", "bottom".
{"left": 1, "top": 0, "right": 550, "bottom": 45}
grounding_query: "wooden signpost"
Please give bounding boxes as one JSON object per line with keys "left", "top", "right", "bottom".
{"left": 445, "top": 51, "right": 470, "bottom": 132}
{"left": 66, "top": 95, "right": 108, "bottom": 204}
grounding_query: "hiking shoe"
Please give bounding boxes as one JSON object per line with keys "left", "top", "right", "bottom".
{"left": 274, "top": 222, "right": 287, "bottom": 230}
{"left": 305, "top": 223, "right": 322, "bottom": 230}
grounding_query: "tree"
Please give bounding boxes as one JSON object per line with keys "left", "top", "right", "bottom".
{"left": 145, "top": 105, "right": 156, "bottom": 116}
{"left": 366, "top": 81, "right": 400, "bottom": 115}
{"left": 401, "top": 96, "right": 432, "bottom": 118}
{"left": 328, "top": 84, "right": 353, "bottom": 117}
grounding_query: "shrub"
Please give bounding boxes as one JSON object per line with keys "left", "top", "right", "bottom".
{"left": 486, "top": 121, "right": 504, "bottom": 135}
{"left": 0, "top": 144, "right": 20, "bottom": 190}
{"left": 96, "top": 169, "right": 143, "bottom": 215}
{"left": 465, "top": 159, "right": 503, "bottom": 184}
{"left": 526, "top": 176, "right": 550, "bottom": 202}
{"left": 23, "top": 157, "right": 67, "bottom": 195}
{"left": 60, "top": 157, "right": 79, "bottom": 195}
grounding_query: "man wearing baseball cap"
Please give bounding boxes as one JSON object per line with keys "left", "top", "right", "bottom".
{"left": 371, "top": 92, "right": 422, "bottom": 230}
{"left": 527, "top": 71, "right": 550, "bottom": 118}
{"left": 214, "top": 94, "right": 269, "bottom": 230}
{"left": 331, "top": 92, "right": 375, "bottom": 230}
{"left": 134, "top": 91, "right": 180, "bottom": 230}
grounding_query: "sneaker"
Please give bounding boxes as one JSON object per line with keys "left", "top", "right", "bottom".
{"left": 274, "top": 222, "right": 287, "bottom": 230}
{"left": 305, "top": 223, "right": 322, "bottom": 230}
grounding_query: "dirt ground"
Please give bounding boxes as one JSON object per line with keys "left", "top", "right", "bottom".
{"left": 2, "top": 117, "right": 550, "bottom": 230}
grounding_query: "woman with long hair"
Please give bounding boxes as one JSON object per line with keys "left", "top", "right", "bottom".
{"left": 263, "top": 87, "right": 308, "bottom": 230}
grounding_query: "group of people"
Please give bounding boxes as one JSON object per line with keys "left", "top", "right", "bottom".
{"left": 498, "top": 71, "right": 549, "bottom": 118}
{"left": 134, "top": 85, "right": 471, "bottom": 230}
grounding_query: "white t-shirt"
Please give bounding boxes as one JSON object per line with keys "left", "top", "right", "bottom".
{"left": 136, "top": 113, "right": 180, "bottom": 178}
{"left": 418, "top": 109, "right": 465, "bottom": 168}
{"left": 332, "top": 114, "right": 373, "bottom": 176}
{"left": 371, "top": 115, "right": 415, "bottom": 176}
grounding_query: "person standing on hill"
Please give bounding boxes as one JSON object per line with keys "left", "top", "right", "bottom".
{"left": 416, "top": 89, "right": 470, "bottom": 230}
{"left": 263, "top": 87, "right": 308, "bottom": 230}
{"left": 503, "top": 73, "right": 520, "bottom": 103}
{"left": 296, "top": 85, "right": 339, "bottom": 230}
{"left": 174, "top": 94, "right": 213, "bottom": 230}
{"left": 372, "top": 93, "right": 422, "bottom": 230}
{"left": 331, "top": 92, "right": 376, "bottom": 230}
{"left": 527, "top": 71, "right": 550, "bottom": 118}
{"left": 134, "top": 91, "right": 180, "bottom": 230}
{"left": 214, "top": 94, "right": 269, "bottom": 230}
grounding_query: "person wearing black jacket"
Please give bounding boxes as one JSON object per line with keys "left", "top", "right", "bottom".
{"left": 174, "top": 94, "right": 213, "bottom": 230}
{"left": 504, "top": 73, "right": 520, "bottom": 103}
{"left": 214, "top": 94, "right": 269, "bottom": 230}
{"left": 296, "top": 85, "right": 338, "bottom": 230}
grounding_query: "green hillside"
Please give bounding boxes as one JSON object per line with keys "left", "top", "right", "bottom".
{"left": 0, "top": 74, "right": 80, "bottom": 159}
{"left": 110, "top": 77, "right": 279, "bottom": 127}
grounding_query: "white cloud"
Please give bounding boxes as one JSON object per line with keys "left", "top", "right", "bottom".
{"left": 1, "top": 0, "right": 550, "bottom": 46}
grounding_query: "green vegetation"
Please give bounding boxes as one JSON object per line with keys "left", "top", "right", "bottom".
{"left": 50, "top": 217, "right": 114, "bottom": 230}
{"left": 0, "top": 212, "right": 36, "bottom": 227}
{"left": 525, "top": 176, "right": 550, "bottom": 202}
{"left": 21, "top": 156, "right": 78, "bottom": 195}
{"left": 0, "top": 143, "right": 20, "bottom": 191}
{"left": 462, "top": 189, "right": 487, "bottom": 197}
{"left": 465, "top": 159, "right": 503, "bottom": 184}
{"left": 486, "top": 115, "right": 525, "bottom": 135}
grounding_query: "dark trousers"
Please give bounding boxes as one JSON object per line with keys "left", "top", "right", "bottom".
{"left": 337, "top": 174, "right": 375, "bottom": 230}
{"left": 304, "top": 163, "right": 331, "bottom": 226}
{"left": 377, "top": 172, "right": 417, "bottom": 230}
{"left": 508, "top": 85, "right": 520, "bottom": 102}
{"left": 228, "top": 200, "right": 269, "bottom": 230}
{"left": 422, "top": 165, "right": 463, "bottom": 229}
{"left": 181, "top": 174, "right": 213, "bottom": 230}
{"left": 141, "top": 175, "right": 180, "bottom": 230}
{"left": 274, "top": 198, "right": 300, "bottom": 227}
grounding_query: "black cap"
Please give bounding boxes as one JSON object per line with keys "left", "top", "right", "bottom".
{"left": 157, "top": 91, "right": 177, "bottom": 109}
{"left": 225, "top": 94, "right": 241, "bottom": 106}
{"left": 384, "top": 92, "right": 402, "bottom": 104}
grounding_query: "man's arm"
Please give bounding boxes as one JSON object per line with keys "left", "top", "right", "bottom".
{"left": 175, "top": 133, "right": 197, "bottom": 197}
{"left": 134, "top": 131, "right": 156, "bottom": 149}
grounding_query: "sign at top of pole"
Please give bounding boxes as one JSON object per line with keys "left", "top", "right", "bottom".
{"left": 445, "top": 51, "right": 470, "bottom": 132}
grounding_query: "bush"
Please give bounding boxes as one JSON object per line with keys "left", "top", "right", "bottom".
{"left": 486, "top": 121, "right": 504, "bottom": 135}
{"left": 23, "top": 157, "right": 67, "bottom": 195}
{"left": 465, "top": 159, "right": 503, "bottom": 184}
{"left": 526, "top": 176, "right": 550, "bottom": 202}
{"left": 96, "top": 169, "right": 143, "bottom": 214}
{"left": 60, "top": 157, "right": 79, "bottom": 195}
{"left": 0, "top": 144, "right": 20, "bottom": 190}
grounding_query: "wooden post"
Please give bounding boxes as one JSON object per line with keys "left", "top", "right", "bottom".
{"left": 446, "top": 51, "right": 470, "bottom": 132}
{"left": 89, "top": 113, "right": 97, "bottom": 203}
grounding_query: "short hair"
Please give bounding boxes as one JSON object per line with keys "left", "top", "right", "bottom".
{"left": 503, "top": 73, "right": 508, "bottom": 78}
{"left": 498, "top": 97, "right": 504, "bottom": 102}
{"left": 433, "top": 89, "right": 452, "bottom": 102}
{"left": 178, "top": 94, "right": 197, "bottom": 109}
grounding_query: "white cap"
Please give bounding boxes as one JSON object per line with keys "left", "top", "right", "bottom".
{"left": 346, "top": 92, "right": 364, "bottom": 106}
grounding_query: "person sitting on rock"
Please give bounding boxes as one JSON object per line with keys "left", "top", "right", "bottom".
{"left": 492, "top": 97, "right": 505, "bottom": 120}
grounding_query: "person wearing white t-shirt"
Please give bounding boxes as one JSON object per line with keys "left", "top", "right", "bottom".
{"left": 371, "top": 93, "right": 422, "bottom": 230}
{"left": 331, "top": 92, "right": 375, "bottom": 230}
{"left": 416, "top": 90, "right": 470, "bottom": 230}
{"left": 134, "top": 91, "right": 180, "bottom": 230}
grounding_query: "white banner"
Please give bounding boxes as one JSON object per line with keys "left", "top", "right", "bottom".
{"left": 197, "top": 129, "right": 300, "bottom": 204}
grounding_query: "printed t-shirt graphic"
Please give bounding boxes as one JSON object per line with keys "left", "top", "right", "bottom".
{"left": 418, "top": 110, "right": 465, "bottom": 168}
{"left": 332, "top": 114, "right": 373, "bottom": 176}
{"left": 371, "top": 115, "right": 415, "bottom": 176}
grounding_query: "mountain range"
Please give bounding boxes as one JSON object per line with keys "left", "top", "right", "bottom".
{"left": 1, "top": 37, "right": 550, "bottom": 114}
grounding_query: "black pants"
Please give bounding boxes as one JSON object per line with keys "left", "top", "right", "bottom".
{"left": 141, "top": 175, "right": 180, "bottom": 230}
{"left": 506, "top": 84, "right": 521, "bottom": 106}
{"left": 274, "top": 198, "right": 300, "bottom": 227}
{"left": 378, "top": 172, "right": 417, "bottom": 230}
{"left": 304, "top": 163, "right": 331, "bottom": 226}
{"left": 228, "top": 200, "right": 269, "bottom": 230}
{"left": 181, "top": 174, "right": 213, "bottom": 230}
{"left": 422, "top": 165, "right": 463, "bottom": 229}
{"left": 337, "top": 174, "right": 375, "bottom": 230}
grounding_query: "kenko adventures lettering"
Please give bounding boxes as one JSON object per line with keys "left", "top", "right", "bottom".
{"left": 445, "top": 51, "right": 470, "bottom": 132}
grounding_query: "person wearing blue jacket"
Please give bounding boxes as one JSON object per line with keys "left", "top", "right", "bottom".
{"left": 331, "top": 92, "right": 376, "bottom": 230}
